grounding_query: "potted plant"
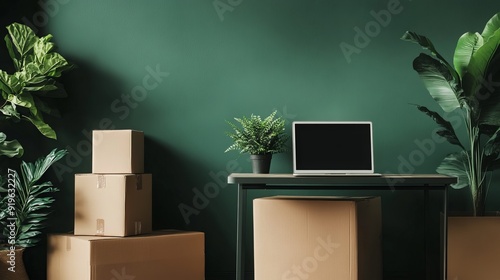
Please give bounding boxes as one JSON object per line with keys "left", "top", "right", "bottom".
{"left": 401, "top": 12, "right": 500, "bottom": 278}
{"left": 225, "top": 110, "right": 288, "bottom": 173}
{"left": 0, "top": 22, "right": 72, "bottom": 279}
{"left": 0, "top": 149, "right": 66, "bottom": 279}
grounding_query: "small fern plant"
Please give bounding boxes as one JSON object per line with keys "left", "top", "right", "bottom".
{"left": 225, "top": 110, "right": 288, "bottom": 155}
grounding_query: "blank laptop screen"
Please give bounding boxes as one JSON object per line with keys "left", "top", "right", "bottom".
{"left": 293, "top": 122, "right": 374, "bottom": 173}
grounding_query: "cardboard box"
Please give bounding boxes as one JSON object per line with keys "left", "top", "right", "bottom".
{"left": 75, "top": 174, "right": 152, "bottom": 237}
{"left": 448, "top": 216, "right": 500, "bottom": 279}
{"left": 47, "top": 230, "right": 205, "bottom": 280}
{"left": 253, "top": 196, "right": 382, "bottom": 280}
{"left": 92, "top": 129, "right": 144, "bottom": 173}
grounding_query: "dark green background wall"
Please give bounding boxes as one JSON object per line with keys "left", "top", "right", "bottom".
{"left": 1, "top": 1, "right": 499, "bottom": 279}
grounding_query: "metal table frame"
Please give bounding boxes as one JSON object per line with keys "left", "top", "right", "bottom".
{"left": 227, "top": 173, "right": 457, "bottom": 280}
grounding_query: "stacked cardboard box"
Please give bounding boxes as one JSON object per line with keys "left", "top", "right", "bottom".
{"left": 47, "top": 130, "right": 205, "bottom": 280}
{"left": 75, "top": 130, "right": 151, "bottom": 237}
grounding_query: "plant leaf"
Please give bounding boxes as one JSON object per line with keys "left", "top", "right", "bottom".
{"left": 414, "top": 105, "right": 465, "bottom": 149}
{"left": 24, "top": 149, "right": 67, "bottom": 183}
{"left": 4, "top": 36, "right": 20, "bottom": 70}
{"left": 0, "top": 103, "right": 21, "bottom": 120}
{"left": 0, "top": 133, "right": 24, "bottom": 158}
{"left": 481, "top": 12, "right": 500, "bottom": 40}
{"left": 454, "top": 32, "right": 484, "bottom": 79}
{"left": 467, "top": 29, "right": 500, "bottom": 126}
{"left": 401, "top": 31, "right": 461, "bottom": 83}
{"left": 412, "top": 53, "right": 462, "bottom": 112}
{"left": 6, "top": 23, "right": 38, "bottom": 63}
{"left": 436, "top": 151, "right": 469, "bottom": 189}
{"left": 24, "top": 113, "right": 57, "bottom": 140}
{"left": 7, "top": 91, "right": 36, "bottom": 109}
{"left": 225, "top": 110, "right": 288, "bottom": 155}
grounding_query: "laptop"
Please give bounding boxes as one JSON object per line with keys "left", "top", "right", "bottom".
{"left": 292, "top": 121, "right": 380, "bottom": 176}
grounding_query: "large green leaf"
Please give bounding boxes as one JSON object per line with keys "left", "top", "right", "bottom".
{"left": 481, "top": 12, "right": 500, "bottom": 40}
{"left": 24, "top": 113, "right": 57, "bottom": 140}
{"left": 22, "top": 149, "right": 67, "bottom": 183}
{"left": 402, "top": 31, "right": 449, "bottom": 65}
{"left": 0, "top": 132, "right": 24, "bottom": 158}
{"left": 402, "top": 31, "right": 461, "bottom": 83}
{"left": 4, "top": 36, "right": 20, "bottom": 70}
{"left": 6, "top": 23, "right": 37, "bottom": 64}
{"left": 454, "top": 32, "right": 484, "bottom": 79}
{"left": 466, "top": 29, "right": 500, "bottom": 126}
{"left": 482, "top": 127, "right": 500, "bottom": 171}
{"left": 0, "top": 70, "right": 22, "bottom": 94}
{"left": 33, "top": 34, "right": 55, "bottom": 60}
{"left": 465, "top": 28, "right": 500, "bottom": 97}
{"left": 0, "top": 139, "right": 24, "bottom": 158}
{"left": 412, "top": 53, "right": 462, "bottom": 112}
{"left": 415, "top": 105, "right": 465, "bottom": 149}
{"left": 0, "top": 103, "right": 21, "bottom": 120}
{"left": 6, "top": 91, "right": 36, "bottom": 115}
{"left": 436, "top": 151, "right": 470, "bottom": 189}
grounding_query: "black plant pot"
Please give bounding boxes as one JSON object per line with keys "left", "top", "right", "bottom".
{"left": 250, "top": 154, "right": 272, "bottom": 174}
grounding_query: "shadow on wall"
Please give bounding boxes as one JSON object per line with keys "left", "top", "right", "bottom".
{"left": 24, "top": 57, "right": 129, "bottom": 280}
{"left": 144, "top": 136, "right": 200, "bottom": 231}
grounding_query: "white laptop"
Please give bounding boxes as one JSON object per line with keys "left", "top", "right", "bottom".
{"left": 292, "top": 121, "right": 380, "bottom": 176}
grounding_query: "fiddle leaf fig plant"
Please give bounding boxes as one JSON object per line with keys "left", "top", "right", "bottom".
{"left": 0, "top": 23, "right": 72, "bottom": 250}
{"left": 402, "top": 12, "right": 500, "bottom": 216}
{"left": 0, "top": 22, "right": 73, "bottom": 140}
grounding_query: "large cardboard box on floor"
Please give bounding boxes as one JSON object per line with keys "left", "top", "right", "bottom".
{"left": 253, "top": 196, "right": 382, "bottom": 280}
{"left": 47, "top": 230, "right": 205, "bottom": 280}
{"left": 74, "top": 174, "right": 152, "bottom": 237}
{"left": 92, "top": 129, "right": 144, "bottom": 173}
{"left": 448, "top": 216, "right": 500, "bottom": 279}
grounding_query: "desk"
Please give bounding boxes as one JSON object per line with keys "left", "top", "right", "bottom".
{"left": 227, "top": 173, "right": 457, "bottom": 280}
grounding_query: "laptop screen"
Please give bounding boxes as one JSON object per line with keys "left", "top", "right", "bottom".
{"left": 293, "top": 121, "right": 374, "bottom": 174}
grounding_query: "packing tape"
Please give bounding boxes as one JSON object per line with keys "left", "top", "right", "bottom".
{"left": 135, "top": 221, "right": 142, "bottom": 235}
{"left": 97, "top": 175, "right": 106, "bottom": 189}
{"left": 136, "top": 175, "right": 142, "bottom": 190}
{"left": 66, "top": 236, "right": 71, "bottom": 251}
{"left": 96, "top": 219, "right": 105, "bottom": 235}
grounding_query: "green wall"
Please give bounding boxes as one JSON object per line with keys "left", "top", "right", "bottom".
{"left": 2, "top": 0, "right": 499, "bottom": 279}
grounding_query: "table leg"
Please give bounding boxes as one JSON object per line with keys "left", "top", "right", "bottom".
{"left": 236, "top": 184, "right": 247, "bottom": 280}
{"left": 424, "top": 189, "right": 430, "bottom": 279}
{"left": 442, "top": 187, "right": 448, "bottom": 280}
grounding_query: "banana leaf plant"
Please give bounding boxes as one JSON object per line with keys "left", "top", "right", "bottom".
{"left": 401, "top": 13, "right": 500, "bottom": 216}
{"left": 0, "top": 148, "right": 67, "bottom": 249}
